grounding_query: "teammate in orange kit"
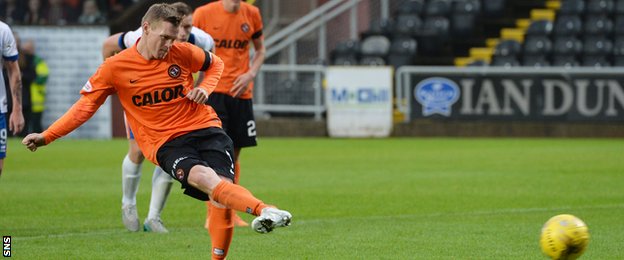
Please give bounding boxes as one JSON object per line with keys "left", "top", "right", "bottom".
{"left": 22, "top": 4, "right": 291, "bottom": 259}
{"left": 193, "top": 0, "right": 265, "bottom": 229}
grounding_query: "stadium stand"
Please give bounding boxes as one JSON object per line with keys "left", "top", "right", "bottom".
{"left": 329, "top": 0, "right": 624, "bottom": 68}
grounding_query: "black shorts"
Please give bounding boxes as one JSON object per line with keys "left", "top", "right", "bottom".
{"left": 156, "top": 127, "right": 235, "bottom": 201}
{"left": 207, "top": 93, "right": 257, "bottom": 148}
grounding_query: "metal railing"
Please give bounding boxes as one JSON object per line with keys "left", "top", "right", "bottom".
{"left": 254, "top": 64, "right": 326, "bottom": 120}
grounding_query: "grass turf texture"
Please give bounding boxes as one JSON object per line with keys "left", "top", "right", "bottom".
{"left": 2, "top": 137, "right": 623, "bottom": 259}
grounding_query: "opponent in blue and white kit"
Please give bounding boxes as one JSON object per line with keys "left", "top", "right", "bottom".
{"left": 101, "top": 2, "right": 214, "bottom": 233}
{"left": 0, "top": 21, "right": 24, "bottom": 177}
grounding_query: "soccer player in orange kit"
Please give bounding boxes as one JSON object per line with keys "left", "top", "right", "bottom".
{"left": 22, "top": 4, "right": 291, "bottom": 259}
{"left": 193, "top": 0, "right": 265, "bottom": 229}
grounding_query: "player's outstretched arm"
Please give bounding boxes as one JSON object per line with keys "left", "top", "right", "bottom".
{"left": 22, "top": 133, "right": 45, "bottom": 152}
{"left": 23, "top": 95, "right": 105, "bottom": 152}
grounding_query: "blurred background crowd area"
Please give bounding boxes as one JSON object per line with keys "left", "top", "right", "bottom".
{"left": 0, "top": 0, "right": 135, "bottom": 26}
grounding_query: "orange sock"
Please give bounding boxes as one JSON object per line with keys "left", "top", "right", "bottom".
{"left": 208, "top": 205, "right": 233, "bottom": 260}
{"left": 211, "top": 181, "right": 266, "bottom": 216}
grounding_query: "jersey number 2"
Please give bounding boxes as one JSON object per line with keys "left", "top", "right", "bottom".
{"left": 246, "top": 120, "right": 256, "bottom": 137}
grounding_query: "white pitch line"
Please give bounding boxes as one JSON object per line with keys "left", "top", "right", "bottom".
{"left": 14, "top": 203, "right": 624, "bottom": 240}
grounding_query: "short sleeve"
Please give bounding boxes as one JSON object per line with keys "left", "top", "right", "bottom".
{"left": 184, "top": 43, "right": 211, "bottom": 73}
{"left": 251, "top": 7, "right": 264, "bottom": 39}
{"left": 191, "top": 27, "right": 215, "bottom": 52}
{"left": 123, "top": 28, "right": 143, "bottom": 49}
{"left": 1, "top": 26, "right": 18, "bottom": 60}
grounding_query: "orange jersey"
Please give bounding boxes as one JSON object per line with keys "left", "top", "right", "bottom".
{"left": 43, "top": 42, "right": 225, "bottom": 164}
{"left": 193, "top": 1, "right": 263, "bottom": 99}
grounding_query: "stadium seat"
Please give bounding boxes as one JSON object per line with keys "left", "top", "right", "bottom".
{"left": 554, "top": 15, "right": 583, "bottom": 36}
{"left": 614, "top": 15, "right": 624, "bottom": 35}
{"left": 494, "top": 39, "right": 522, "bottom": 57}
{"left": 362, "top": 18, "right": 394, "bottom": 38}
{"left": 613, "top": 36, "right": 624, "bottom": 55}
{"left": 333, "top": 56, "right": 359, "bottom": 65}
{"left": 387, "top": 37, "right": 418, "bottom": 68}
{"left": 419, "top": 16, "right": 450, "bottom": 53}
{"left": 617, "top": 0, "right": 624, "bottom": 14}
{"left": 558, "top": 0, "right": 585, "bottom": 15}
{"left": 551, "top": 55, "right": 580, "bottom": 67}
{"left": 391, "top": 14, "right": 422, "bottom": 38}
{"left": 523, "top": 36, "right": 553, "bottom": 56}
{"left": 466, "top": 59, "right": 488, "bottom": 66}
{"left": 526, "top": 20, "right": 554, "bottom": 36}
{"left": 583, "top": 36, "right": 613, "bottom": 56}
{"left": 552, "top": 36, "right": 583, "bottom": 56}
{"left": 483, "top": 0, "right": 506, "bottom": 17}
{"left": 359, "top": 56, "right": 386, "bottom": 66}
{"left": 491, "top": 56, "right": 520, "bottom": 67}
{"left": 425, "top": 0, "right": 452, "bottom": 17}
{"left": 331, "top": 40, "right": 360, "bottom": 65}
{"left": 360, "top": 35, "right": 391, "bottom": 57}
{"left": 584, "top": 15, "right": 613, "bottom": 36}
{"left": 451, "top": 0, "right": 481, "bottom": 36}
{"left": 522, "top": 55, "right": 550, "bottom": 67}
{"left": 396, "top": 0, "right": 425, "bottom": 15}
{"left": 587, "top": 0, "right": 614, "bottom": 15}
{"left": 581, "top": 55, "right": 611, "bottom": 67}
{"left": 613, "top": 37, "right": 624, "bottom": 66}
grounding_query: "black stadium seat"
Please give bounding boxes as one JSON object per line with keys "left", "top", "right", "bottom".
{"left": 397, "top": 0, "right": 425, "bottom": 15}
{"left": 523, "top": 36, "right": 553, "bottom": 56}
{"left": 583, "top": 36, "right": 613, "bottom": 56}
{"left": 584, "top": 15, "right": 613, "bottom": 36}
{"left": 526, "top": 20, "right": 554, "bottom": 36}
{"left": 613, "top": 37, "right": 624, "bottom": 65}
{"left": 360, "top": 56, "right": 386, "bottom": 66}
{"left": 494, "top": 39, "right": 522, "bottom": 57}
{"left": 387, "top": 37, "right": 418, "bottom": 68}
{"left": 559, "top": 0, "right": 585, "bottom": 15}
{"left": 451, "top": 0, "right": 481, "bottom": 36}
{"left": 425, "top": 0, "right": 452, "bottom": 17}
{"left": 420, "top": 16, "right": 450, "bottom": 53}
{"left": 483, "top": 0, "right": 506, "bottom": 17}
{"left": 363, "top": 18, "right": 394, "bottom": 38}
{"left": 552, "top": 55, "right": 580, "bottom": 67}
{"left": 582, "top": 55, "right": 611, "bottom": 67}
{"left": 553, "top": 36, "right": 583, "bottom": 57}
{"left": 554, "top": 15, "right": 583, "bottom": 36}
{"left": 614, "top": 15, "right": 624, "bottom": 35}
{"left": 491, "top": 56, "right": 520, "bottom": 67}
{"left": 392, "top": 14, "right": 422, "bottom": 37}
{"left": 587, "top": 0, "right": 614, "bottom": 15}
{"left": 331, "top": 40, "right": 360, "bottom": 65}
{"left": 617, "top": 0, "right": 624, "bottom": 14}
{"left": 523, "top": 55, "right": 550, "bottom": 67}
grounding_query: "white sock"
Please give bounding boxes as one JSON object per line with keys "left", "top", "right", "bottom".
{"left": 121, "top": 154, "right": 142, "bottom": 206}
{"left": 147, "top": 166, "right": 173, "bottom": 220}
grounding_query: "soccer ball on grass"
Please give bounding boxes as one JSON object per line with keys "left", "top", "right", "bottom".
{"left": 539, "top": 214, "right": 589, "bottom": 260}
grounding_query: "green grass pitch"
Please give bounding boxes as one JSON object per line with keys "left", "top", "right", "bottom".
{"left": 2, "top": 137, "right": 623, "bottom": 259}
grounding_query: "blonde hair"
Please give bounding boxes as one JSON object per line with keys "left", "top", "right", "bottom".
{"left": 141, "top": 3, "right": 181, "bottom": 28}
